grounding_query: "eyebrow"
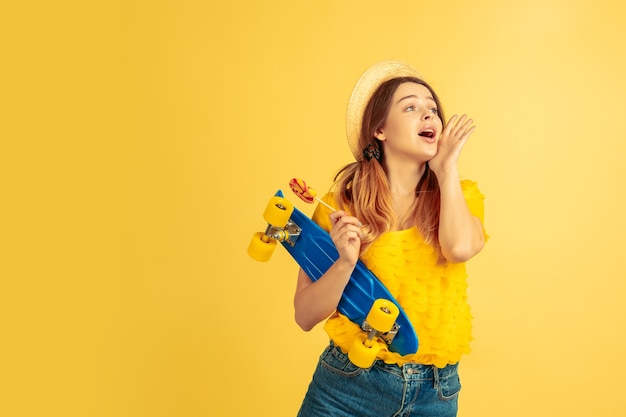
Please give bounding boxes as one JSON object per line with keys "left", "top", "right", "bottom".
{"left": 396, "top": 94, "right": 436, "bottom": 104}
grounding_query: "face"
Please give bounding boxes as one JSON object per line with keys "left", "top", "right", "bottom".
{"left": 374, "top": 82, "right": 443, "bottom": 164}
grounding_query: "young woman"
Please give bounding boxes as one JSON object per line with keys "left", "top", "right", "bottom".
{"left": 295, "top": 61, "right": 488, "bottom": 417}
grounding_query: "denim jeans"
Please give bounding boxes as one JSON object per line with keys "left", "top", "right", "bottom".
{"left": 297, "top": 344, "right": 461, "bottom": 417}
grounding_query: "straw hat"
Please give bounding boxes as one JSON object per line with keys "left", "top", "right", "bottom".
{"left": 346, "top": 60, "right": 422, "bottom": 160}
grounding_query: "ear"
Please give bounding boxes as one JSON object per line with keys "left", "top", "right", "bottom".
{"left": 374, "top": 128, "right": 386, "bottom": 141}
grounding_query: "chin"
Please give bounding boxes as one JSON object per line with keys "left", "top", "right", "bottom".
{"left": 422, "top": 149, "right": 438, "bottom": 160}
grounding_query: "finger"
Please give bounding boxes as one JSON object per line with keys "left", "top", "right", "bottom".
{"left": 333, "top": 223, "right": 363, "bottom": 240}
{"left": 452, "top": 126, "right": 476, "bottom": 154}
{"left": 460, "top": 115, "right": 473, "bottom": 130}
{"left": 451, "top": 114, "right": 469, "bottom": 137}
{"left": 456, "top": 115, "right": 474, "bottom": 134}
{"left": 459, "top": 125, "right": 477, "bottom": 143}
{"left": 342, "top": 231, "right": 361, "bottom": 244}
{"left": 330, "top": 210, "right": 348, "bottom": 225}
{"left": 332, "top": 229, "right": 361, "bottom": 251}
{"left": 450, "top": 116, "right": 476, "bottom": 141}
{"left": 442, "top": 114, "right": 459, "bottom": 136}
{"left": 333, "top": 214, "right": 362, "bottom": 229}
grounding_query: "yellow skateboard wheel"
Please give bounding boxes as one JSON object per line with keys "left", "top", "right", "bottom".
{"left": 348, "top": 334, "right": 381, "bottom": 368}
{"left": 366, "top": 299, "right": 399, "bottom": 333}
{"left": 263, "top": 196, "right": 294, "bottom": 227}
{"left": 247, "top": 232, "right": 277, "bottom": 262}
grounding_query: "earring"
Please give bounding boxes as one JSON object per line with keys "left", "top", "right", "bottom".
{"left": 362, "top": 143, "right": 381, "bottom": 162}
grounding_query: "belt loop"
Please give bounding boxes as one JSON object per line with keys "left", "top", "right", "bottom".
{"left": 433, "top": 366, "right": 440, "bottom": 390}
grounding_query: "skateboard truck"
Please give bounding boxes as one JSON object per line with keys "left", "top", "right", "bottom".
{"left": 264, "top": 219, "right": 302, "bottom": 247}
{"left": 362, "top": 319, "right": 400, "bottom": 345}
{"left": 248, "top": 194, "right": 302, "bottom": 262}
{"left": 348, "top": 299, "right": 401, "bottom": 368}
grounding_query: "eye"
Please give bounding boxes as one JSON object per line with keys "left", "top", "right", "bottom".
{"left": 405, "top": 105, "right": 415, "bottom": 112}
{"left": 430, "top": 107, "right": 438, "bottom": 114}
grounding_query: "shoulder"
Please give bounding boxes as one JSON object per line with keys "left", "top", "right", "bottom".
{"left": 460, "top": 179, "right": 489, "bottom": 239}
{"left": 460, "top": 179, "right": 485, "bottom": 201}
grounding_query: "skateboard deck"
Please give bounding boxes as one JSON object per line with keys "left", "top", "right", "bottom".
{"left": 252, "top": 190, "right": 418, "bottom": 357}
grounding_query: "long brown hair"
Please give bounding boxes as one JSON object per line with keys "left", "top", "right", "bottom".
{"left": 333, "top": 76, "right": 445, "bottom": 254}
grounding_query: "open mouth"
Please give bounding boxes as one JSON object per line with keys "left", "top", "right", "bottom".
{"left": 418, "top": 128, "right": 436, "bottom": 139}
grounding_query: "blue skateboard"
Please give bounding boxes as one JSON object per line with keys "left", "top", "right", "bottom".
{"left": 248, "top": 190, "right": 419, "bottom": 367}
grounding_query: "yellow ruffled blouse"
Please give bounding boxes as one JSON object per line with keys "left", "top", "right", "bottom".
{"left": 311, "top": 180, "right": 487, "bottom": 368}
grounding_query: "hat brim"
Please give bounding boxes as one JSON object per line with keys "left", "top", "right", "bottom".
{"left": 346, "top": 60, "right": 422, "bottom": 161}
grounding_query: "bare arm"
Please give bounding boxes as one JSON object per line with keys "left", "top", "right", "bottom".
{"left": 430, "top": 114, "right": 485, "bottom": 263}
{"left": 437, "top": 171, "right": 485, "bottom": 262}
{"left": 293, "top": 210, "right": 361, "bottom": 331}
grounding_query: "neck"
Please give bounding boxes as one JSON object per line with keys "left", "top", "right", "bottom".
{"left": 382, "top": 158, "right": 427, "bottom": 196}
{"left": 382, "top": 159, "right": 427, "bottom": 229}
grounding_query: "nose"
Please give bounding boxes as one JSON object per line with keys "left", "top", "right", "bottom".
{"left": 422, "top": 111, "right": 432, "bottom": 121}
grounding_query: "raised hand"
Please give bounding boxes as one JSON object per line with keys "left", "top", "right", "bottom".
{"left": 429, "top": 114, "right": 476, "bottom": 176}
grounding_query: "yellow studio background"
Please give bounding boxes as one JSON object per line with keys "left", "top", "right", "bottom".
{"left": 2, "top": 0, "right": 626, "bottom": 416}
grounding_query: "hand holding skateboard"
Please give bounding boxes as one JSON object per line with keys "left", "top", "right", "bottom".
{"left": 247, "top": 179, "right": 419, "bottom": 368}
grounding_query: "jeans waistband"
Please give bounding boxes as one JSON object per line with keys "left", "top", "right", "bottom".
{"left": 374, "top": 359, "right": 458, "bottom": 381}
{"left": 328, "top": 342, "right": 458, "bottom": 381}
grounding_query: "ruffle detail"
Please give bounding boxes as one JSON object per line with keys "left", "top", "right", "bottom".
{"left": 325, "top": 227, "right": 473, "bottom": 367}
{"left": 314, "top": 181, "right": 487, "bottom": 367}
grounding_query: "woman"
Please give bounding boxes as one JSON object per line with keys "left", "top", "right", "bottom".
{"left": 295, "top": 61, "right": 487, "bottom": 417}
